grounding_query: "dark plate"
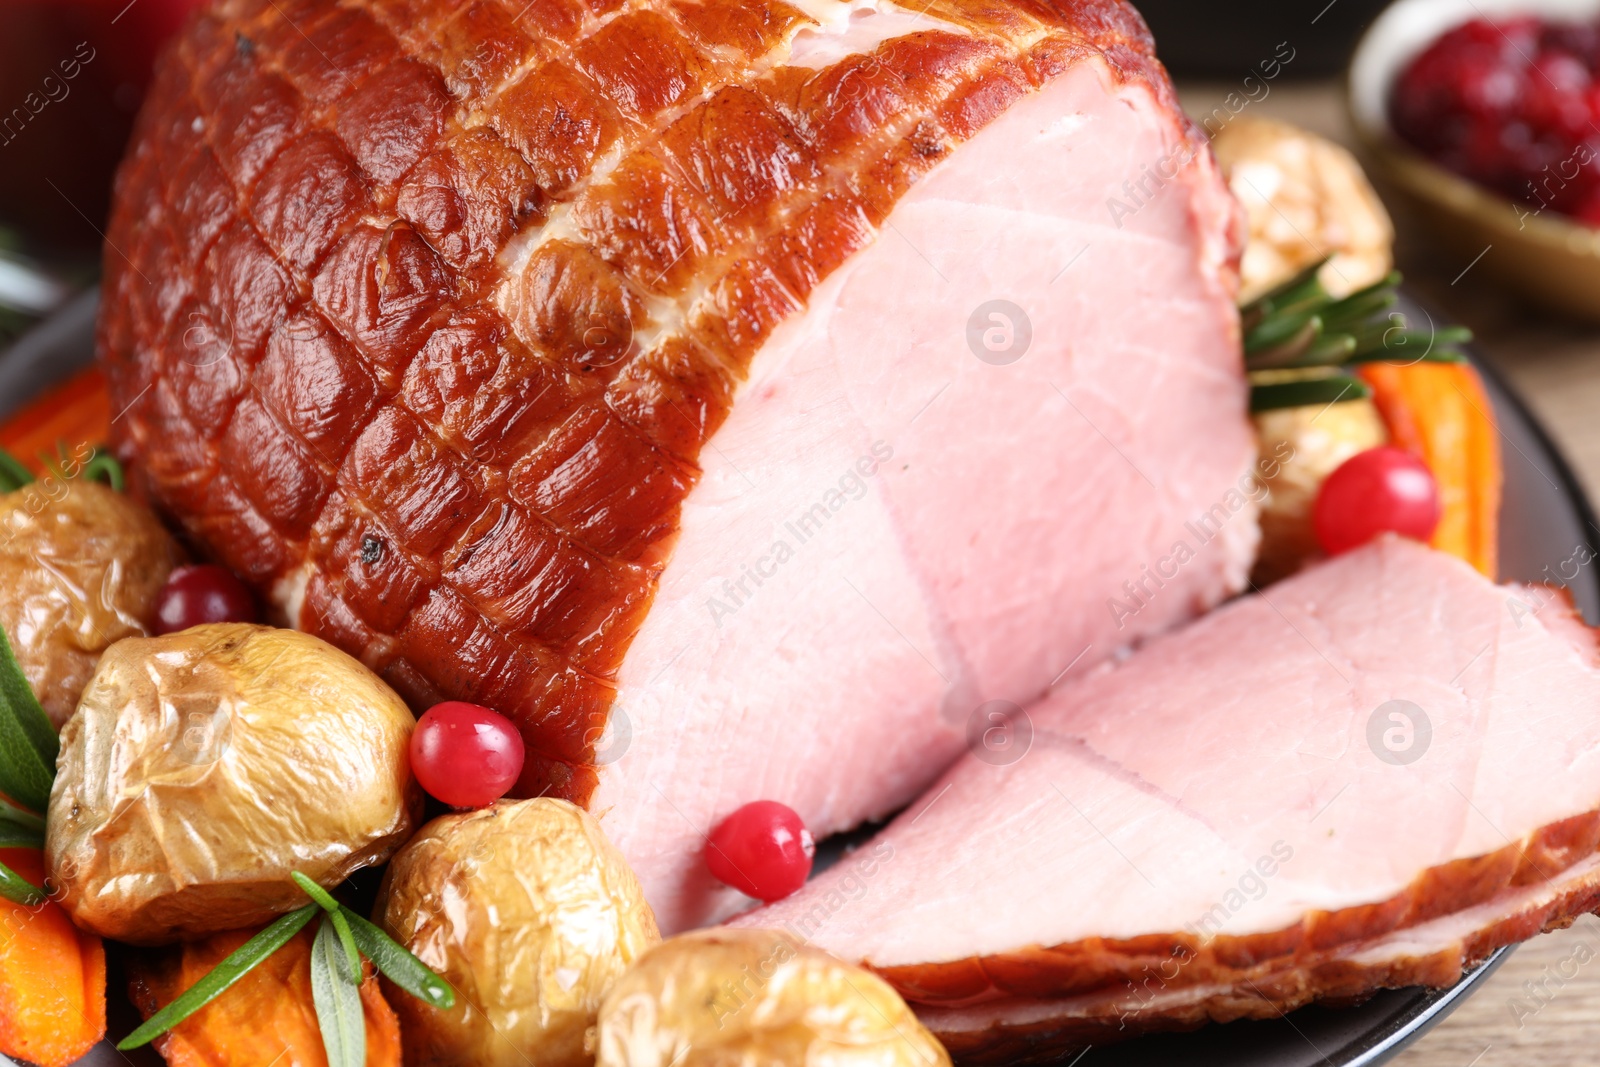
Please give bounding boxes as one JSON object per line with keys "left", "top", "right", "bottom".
{"left": 1, "top": 291, "right": 1594, "bottom": 1067}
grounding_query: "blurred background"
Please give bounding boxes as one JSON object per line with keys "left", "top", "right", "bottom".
{"left": 0, "top": 0, "right": 1410, "bottom": 347}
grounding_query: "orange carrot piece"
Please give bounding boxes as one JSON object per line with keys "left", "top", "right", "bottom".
{"left": 0, "top": 369, "right": 112, "bottom": 476}
{"left": 0, "top": 847, "right": 107, "bottom": 1067}
{"left": 1358, "top": 361, "right": 1503, "bottom": 577}
{"left": 128, "top": 924, "right": 402, "bottom": 1067}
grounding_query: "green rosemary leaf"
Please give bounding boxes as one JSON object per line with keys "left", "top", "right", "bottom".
{"left": 1245, "top": 310, "right": 1321, "bottom": 356}
{"left": 1246, "top": 258, "right": 1332, "bottom": 325}
{"left": 119, "top": 905, "right": 320, "bottom": 1049}
{"left": 81, "top": 450, "right": 125, "bottom": 492}
{"left": 1326, "top": 270, "right": 1403, "bottom": 310}
{"left": 0, "top": 625, "right": 59, "bottom": 814}
{"left": 291, "top": 871, "right": 342, "bottom": 914}
{"left": 1363, "top": 326, "right": 1472, "bottom": 363}
{"left": 0, "top": 856, "right": 46, "bottom": 906}
{"left": 1297, "top": 333, "right": 1359, "bottom": 366}
{"left": 338, "top": 905, "right": 454, "bottom": 1010}
{"left": 0, "top": 797, "right": 44, "bottom": 835}
{"left": 328, "top": 909, "right": 362, "bottom": 984}
{"left": 0, "top": 822, "right": 44, "bottom": 851}
{"left": 1319, "top": 288, "right": 1399, "bottom": 334}
{"left": 0, "top": 450, "right": 32, "bottom": 494}
{"left": 1250, "top": 375, "right": 1372, "bottom": 414}
{"left": 1241, "top": 265, "right": 1475, "bottom": 384}
{"left": 311, "top": 915, "right": 366, "bottom": 1067}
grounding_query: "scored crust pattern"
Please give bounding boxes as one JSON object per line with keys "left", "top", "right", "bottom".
{"left": 98, "top": 0, "right": 1190, "bottom": 801}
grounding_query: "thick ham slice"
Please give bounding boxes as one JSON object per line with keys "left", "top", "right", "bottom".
{"left": 97, "top": 0, "right": 1251, "bottom": 930}
{"left": 741, "top": 538, "right": 1600, "bottom": 1059}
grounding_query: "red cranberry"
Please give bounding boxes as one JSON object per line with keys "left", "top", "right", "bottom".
{"left": 705, "top": 801, "right": 815, "bottom": 903}
{"left": 1314, "top": 447, "right": 1442, "bottom": 556}
{"left": 154, "top": 564, "right": 258, "bottom": 635}
{"left": 410, "top": 702, "right": 525, "bottom": 809}
{"left": 1391, "top": 14, "right": 1600, "bottom": 222}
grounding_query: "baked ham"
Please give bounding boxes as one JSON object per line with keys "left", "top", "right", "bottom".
{"left": 740, "top": 538, "right": 1600, "bottom": 1060}
{"left": 98, "top": 0, "right": 1252, "bottom": 930}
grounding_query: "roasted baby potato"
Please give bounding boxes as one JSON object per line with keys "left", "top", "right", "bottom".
{"left": 596, "top": 929, "right": 951, "bottom": 1067}
{"left": 1252, "top": 400, "right": 1390, "bottom": 585}
{"left": 1213, "top": 116, "right": 1395, "bottom": 303}
{"left": 0, "top": 479, "right": 182, "bottom": 728}
{"left": 374, "top": 798, "right": 660, "bottom": 1067}
{"left": 47, "top": 623, "right": 421, "bottom": 945}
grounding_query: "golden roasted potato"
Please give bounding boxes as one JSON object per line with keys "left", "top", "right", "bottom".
{"left": 47, "top": 623, "right": 420, "bottom": 945}
{"left": 596, "top": 929, "right": 951, "bottom": 1067}
{"left": 1212, "top": 116, "right": 1395, "bottom": 303}
{"left": 1252, "top": 400, "right": 1390, "bottom": 585}
{"left": 375, "top": 798, "right": 660, "bottom": 1067}
{"left": 0, "top": 479, "right": 182, "bottom": 728}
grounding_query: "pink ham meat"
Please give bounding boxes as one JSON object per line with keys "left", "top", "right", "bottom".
{"left": 741, "top": 538, "right": 1600, "bottom": 1059}
{"left": 588, "top": 8, "right": 1254, "bottom": 933}
{"left": 99, "top": 0, "right": 1251, "bottom": 933}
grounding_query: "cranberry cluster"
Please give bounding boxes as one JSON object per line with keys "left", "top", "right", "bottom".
{"left": 1391, "top": 16, "right": 1600, "bottom": 223}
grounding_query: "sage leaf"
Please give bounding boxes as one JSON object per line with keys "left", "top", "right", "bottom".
{"left": 0, "top": 624, "right": 59, "bottom": 813}
{"left": 0, "top": 823, "right": 44, "bottom": 850}
{"left": 0, "top": 857, "right": 45, "bottom": 906}
{"left": 0, "top": 797, "right": 43, "bottom": 834}
{"left": 117, "top": 905, "right": 319, "bottom": 1050}
{"left": 311, "top": 915, "right": 366, "bottom": 1067}
{"left": 338, "top": 905, "right": 454, "bottom": 1010}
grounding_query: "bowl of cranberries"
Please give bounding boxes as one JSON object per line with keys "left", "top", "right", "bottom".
{"left": 1349, "top": 0, "right": 1600, "bottom": 320}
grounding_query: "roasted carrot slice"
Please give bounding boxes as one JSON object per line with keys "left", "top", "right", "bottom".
{"left": 1358, "top": 361, "right": 1502, "bottom": 577}
{"left": 0, "top": 369, "right": 112, "bottom": 475}
{"left": 128, "top": 924, "right": 402, "bottom": 1067}
{"left": 0, "top": 847, "right": 106, "bottom": 1067}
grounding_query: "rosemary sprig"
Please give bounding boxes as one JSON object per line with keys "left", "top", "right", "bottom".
{"left": 1249, "top": 375, "right": 1371, "bottom": 414}
{"left": 82, "top": 449, "right": 126, "bottom": 491}
{"left": 337, "top": 904, "right": 455, "bottom": 1009}
{"left": 1243, "top": 262, "right": 1471, "bottom": 412}
{"left": 117, "top": 905, "right": 320, "bottom": 1050}
{"left": 0, "top": 444, "right": 125, "bottom": 495}
{"left": 120, "top": 873, "right": 454, "bottom": 1054}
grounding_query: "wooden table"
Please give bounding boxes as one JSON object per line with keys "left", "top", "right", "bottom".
{"left": 1177, "top": 77, "right": 1600, "bottom": 1067}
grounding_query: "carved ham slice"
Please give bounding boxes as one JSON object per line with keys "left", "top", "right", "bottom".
{"left": 740, "top": 538, "right": 1600, "bottom": 1060}
{"left": 98, "top": 0, "right": 1252, "bottom": 929}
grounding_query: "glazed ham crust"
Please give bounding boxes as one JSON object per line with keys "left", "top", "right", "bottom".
{"left": 98, "top": 0, "right": 1198, "bottom": 802}
{"left": 901, "top": 813, "right": 1600, "bottom": 1063}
